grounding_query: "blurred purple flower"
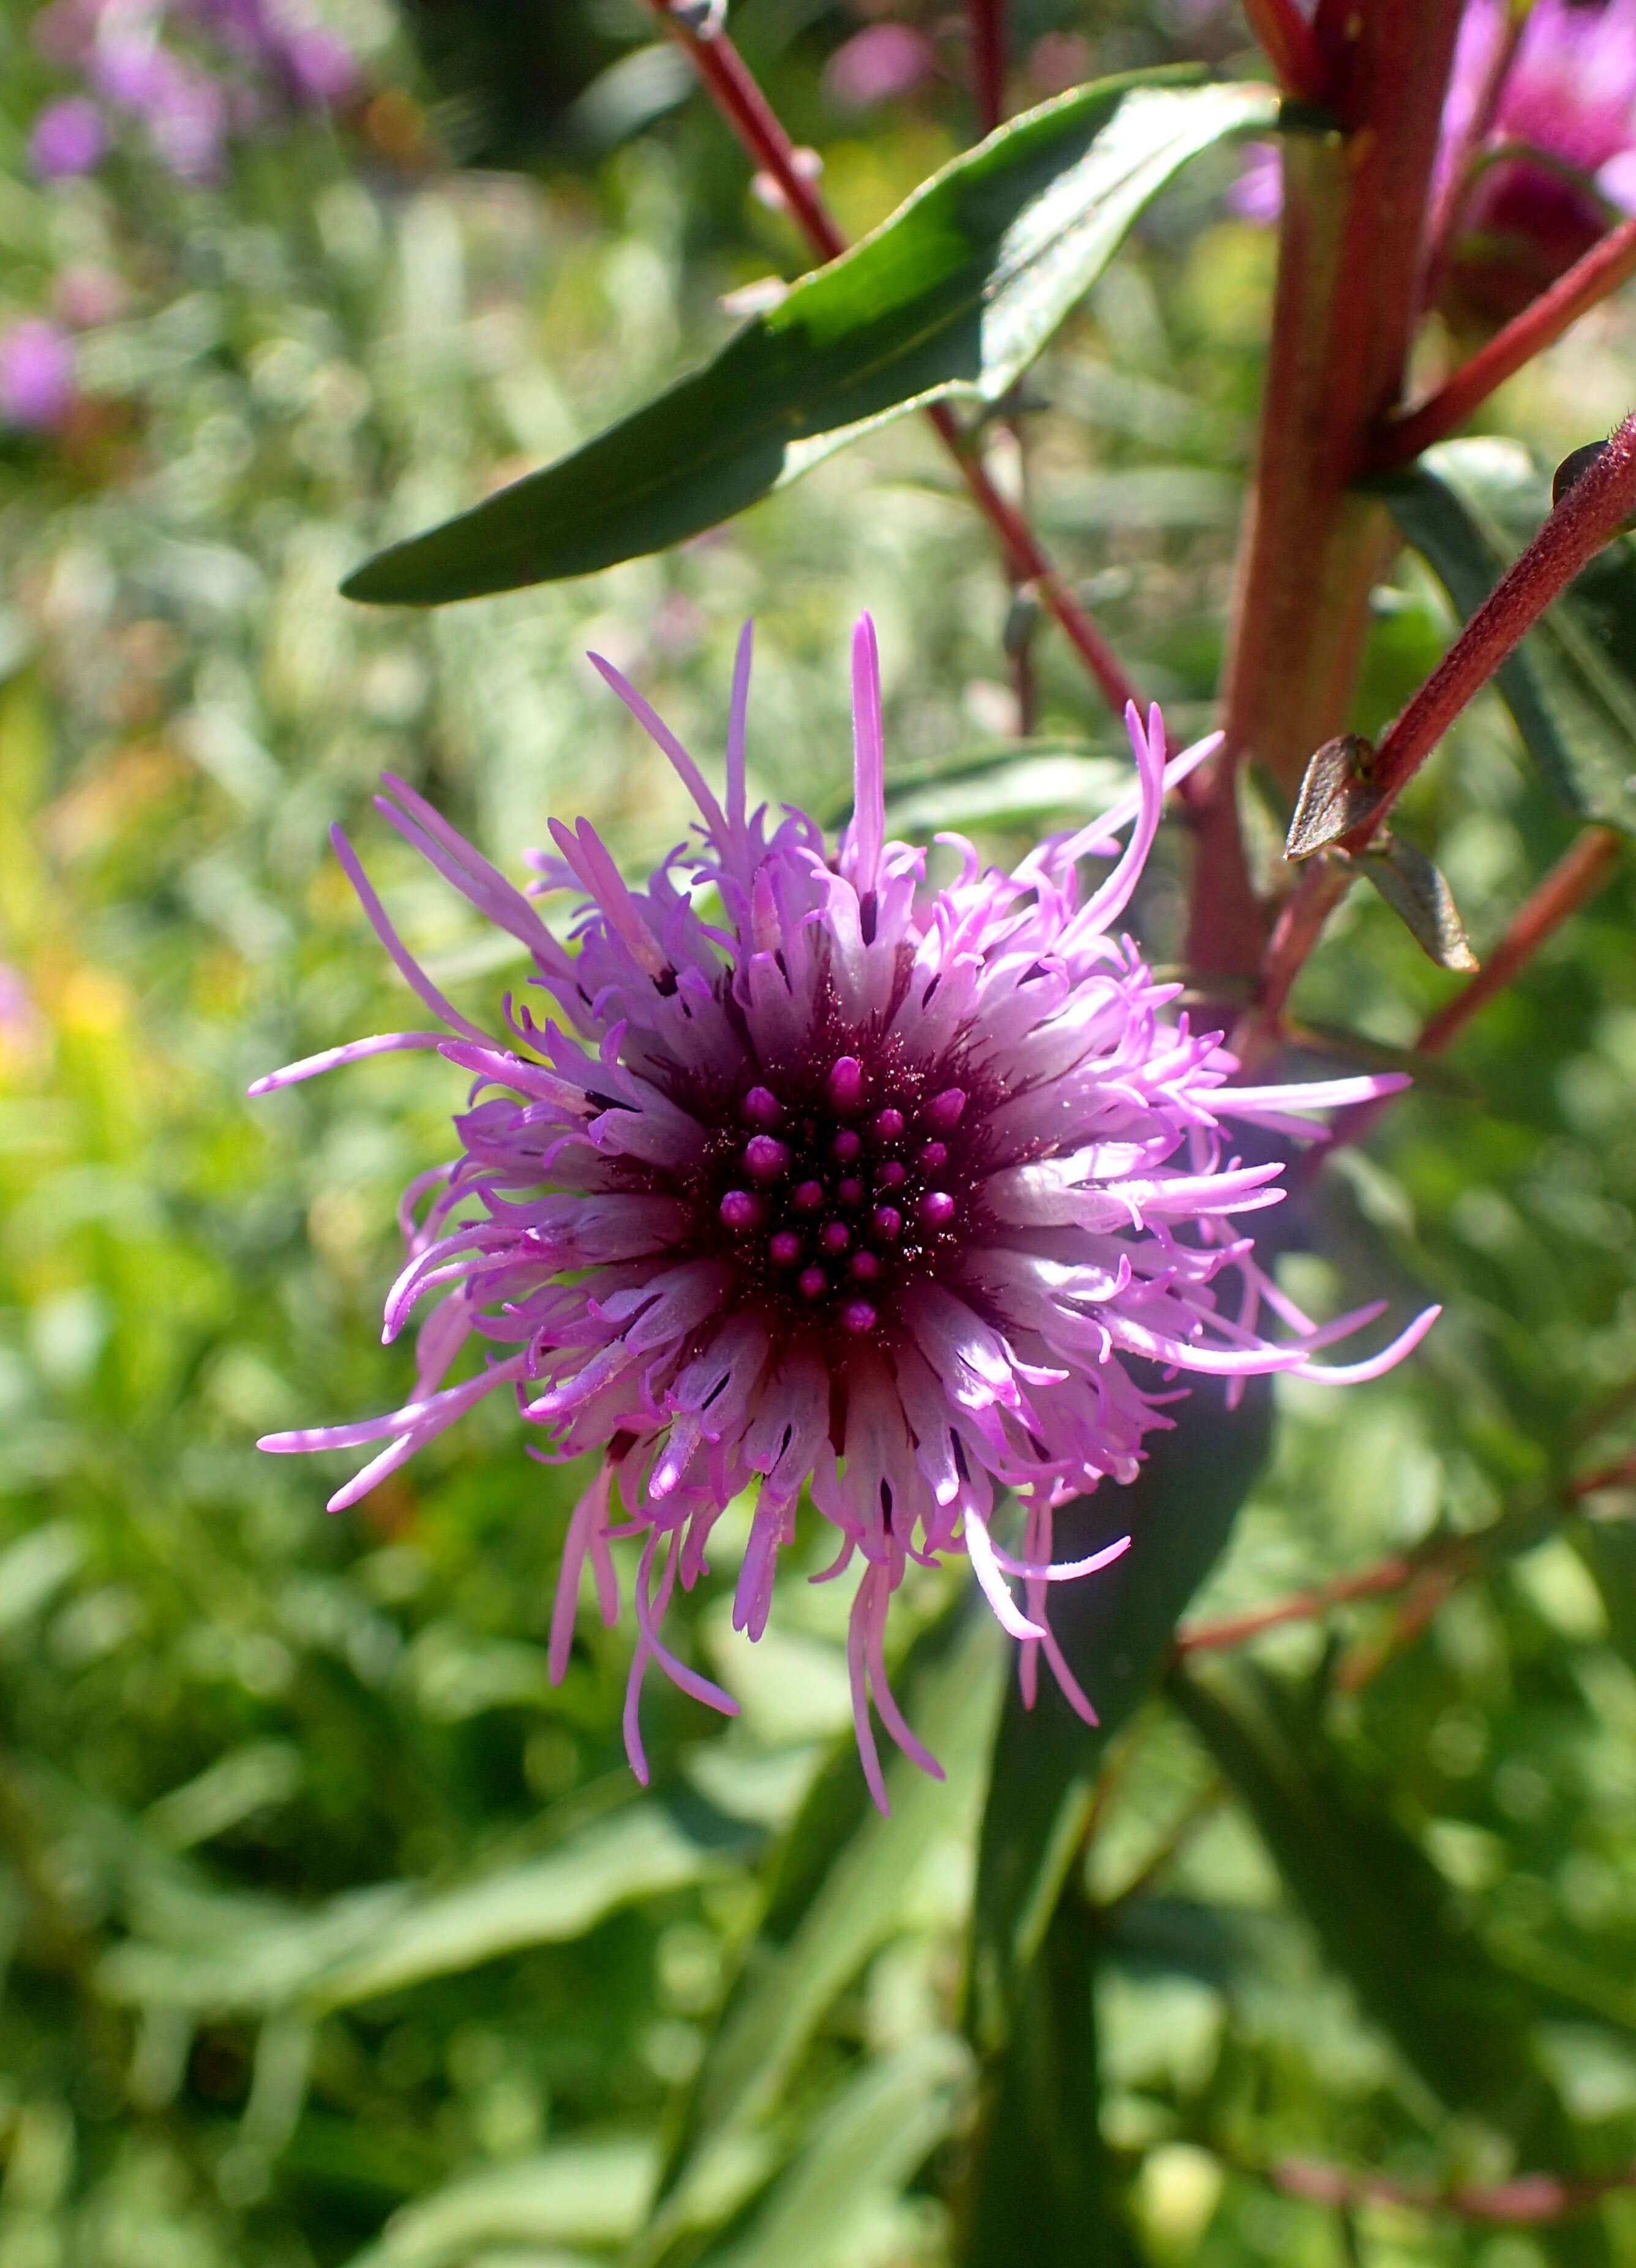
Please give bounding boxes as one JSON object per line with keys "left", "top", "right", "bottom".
{"left": 256, "top": 622, "right": 1433, "bottom": 1806}
{"left": 29, "top": 95, "right": 106, "bottom": 178}
{"left": 279, "top": 23, "right": 356, "bottom": 104}
{"left": 93, "top": 37, "right": 230, "bottom": 179}
{"left": 0, "top": 320, "right": 75, "bottom": 430}
{"left": 28, "top": 0, "right": 357, "bottom": 182}
{"left": 824, "top": 23, "right": 937, "bottom": 112}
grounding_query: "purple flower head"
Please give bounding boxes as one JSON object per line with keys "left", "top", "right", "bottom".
{"left": 29, "top": 94, "right": 107, "bottom": 178}
{"left": 0, "top": 319, "right": 75, "bottom": 430}
{"left": 255, "top": 623, "right": 1433, "bottom": 1809}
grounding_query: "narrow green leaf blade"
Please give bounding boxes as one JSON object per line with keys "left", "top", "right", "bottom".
{"left": 961, "top": 1902, "right": 1141, "bottom": 2268}
{"left": 639, "top": 1596, "right": 1005, "bottom": 2262}
{"left": 1169, "top": 1658, "right": 1558, "bottom": 2130}
{"left": 967, "top": 1381, "right": 1272, "bottom": 2057}
{"left": 1380, "top": 439, "right": 1636, "bottom": 832}
{"left": 344, "top": 72, "right": 1278, "bottom": 604}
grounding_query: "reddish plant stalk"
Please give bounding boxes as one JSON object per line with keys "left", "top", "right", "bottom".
{"left": 1275, "top": 2157, "right": 1636, "bottom": 2226}
{"left": 647, "top": 0, "right": 1144, "bottom": 724}
{"left": 1219, "top": 0, "right": 1466, "bottom": 801}
{"left": 1420, "top": 2, "right": 1526, "bottom": 292}
{"left": 1370, "top": 216, "right": 1636, "bottom": 473}
{"left": 1190, "top": 0, "right": 1468, "bottom": 987}
{"left": 1173, "top": 1537, "right": 1475, "bottom": 1656}
{"left": 1345, "top": 409, "right": 1636, "bottom": 839}
{"left": 1241, "top": 857, "right": 1349, "bottom": 1059}
{"left": 967, "top": 0, "right": 1007, "bottom": 137}
{"left": 1241, "top": 0, "right": 1333, "bottom": 105}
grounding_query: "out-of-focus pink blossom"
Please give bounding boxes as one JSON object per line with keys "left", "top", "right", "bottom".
{"left": 0, "top": 320, "right": 75, "bottom": 431}
{"left": 28, "top": 0, "right": 359, "bottom": 182}
{"left": 824, "top": 23, "right": 937, "bottom": 112}
{"left": 255, "top": 621, "right": 1434, "bottom": 1808}
{"left": 53, "top": 265, "right": 128, "bottom": 328}
{"left": 28, "top": 95, "right": 106, "bottom": 178}
{"left": 1026, "top": 32, "right": 1091, "bottom": 100}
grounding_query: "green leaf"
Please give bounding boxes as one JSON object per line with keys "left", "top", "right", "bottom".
{"left": 1356, "top": 830, "right": 1479, "bottom": 971}
{"left": 98, "top": 1800, "right": 748, "bottom": 2016}
{"left": 1168, "top": 1657, "right": 1560, "bottom": 2134}
{"left": 343, "top": 71, "right": 1279, "bottom": 604}
{"left": 961, "top": 1900, "right": 1141, "bottom": 2268}
{"left": 966, "top": 1381, "right": 1272, "bottom": 2060}
{"left": 341, "top": 2137, "right": 657, "bottom": 2268}
{"left": 700, "top": 2037, "right": 974, "bottom": 2268}
{"left": 639, "top": 1594, "right": 1005, "bottom": 2264}
{"left": 1379, "top": 438, "right": 1636, "bottom": 832}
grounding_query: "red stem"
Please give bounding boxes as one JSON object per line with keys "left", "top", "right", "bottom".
{"left": 967, "top": 0, "right": 1006, "bottom": 137}
{"left": 1240, "top": 0, "right": 1332, "bottom": 105}
{"left": 1191, "top": 0, "right": 1466, "bottom": 993}
{"left": 646, "top": 0, "right": 1145, "bottom": 724}
{"left": 1369, "top": 216, "right": 1636, "bottom": 473}
{"left": 1417, "top": 825, "right": 1621, "bottom": 1048}
{"left": 1173, "top": 1542, "right": 1465, "bottom": 1655}
{"left": 1346, "top": 408, "right": 1636, "bottom": 838}
{"left": 1275, "top": 2157, "right": 1636, "bottom": 2226}
{"left": 1419, "top": 4, "right": 1526, "bottom": 295}
{"left": 1244, "top": 858, "right": 1348, "bottom": 1053}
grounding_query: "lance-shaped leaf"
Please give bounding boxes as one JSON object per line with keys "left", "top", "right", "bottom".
{"left": 967, "top": 1380, "right": 1273, "bottom": 2058}
{"left": 636, "top": 1596, "right": 1004, "bottom": 2265}
{"left": 961, "top": 1899, "right": 1141, "bottom": 2268}
{"left": 1378, "top": 438, "right": 1636, "bottom": 834}
{"left": 344, "top": 70, "right": 1279, "bottom": 604}
{"left": 1356, "top": 831, "right": 1479, "bottom": 972}
{"left": 1168, "top": 1658, "right": 1576, "bottom": 2148}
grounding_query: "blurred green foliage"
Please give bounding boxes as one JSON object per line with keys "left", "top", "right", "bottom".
{"left": 4, "top": 2, "right": 1636, "bottom": 2264}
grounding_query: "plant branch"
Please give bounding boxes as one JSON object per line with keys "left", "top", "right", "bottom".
{"left": 1232, "top": 855, "right": 1350, "bottom": 1064}
{"left": 1274, "top": 2156, "right": 1636, "bottom": 2226}
{"left": 967, "top": 0, "right": 1007, "bottom": 137}
{"left": 1241, "top": 0, "right": 1332, "bottom": 105}
{"left": 646, "top": 0, "right": 1146, "bottom": 723}
{"left": 1343, "top": 409, "right": 1636, "bottom": 841}
{"left": 1173, "top": 1535, "right": 1479, "bottom": 1656}
{"left": 1368, "top": 216, "right": 1636, "bottom": 472}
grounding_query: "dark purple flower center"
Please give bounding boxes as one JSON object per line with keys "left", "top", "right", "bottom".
{"left": 682, "top": 1043, "right": 974, "bottom": 1343}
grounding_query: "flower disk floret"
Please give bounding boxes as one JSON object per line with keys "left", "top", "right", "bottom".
{"left": 255, "top": 620, "right": 1433, "bottom": 1809}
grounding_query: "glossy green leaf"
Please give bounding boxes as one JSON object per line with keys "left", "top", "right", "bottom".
{"left": 966, "top": 1381, "right": 1272, "bottom": 2060}
{"left": 343, "top": 71, "right": 1278, "bottom": 603}
{"left": 1379, "top": 438, "right": 1636, "bottom": 832}
{"left": 99, "top": 1800, "right": 748, "bottom": 2016}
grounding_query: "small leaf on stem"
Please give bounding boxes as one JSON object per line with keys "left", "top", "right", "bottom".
{"left": 1356, "top": 832, "right": 1479, "bottom": 972}
{"left": 1285, "top": 734, "right": 1384, "bottom": 858}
